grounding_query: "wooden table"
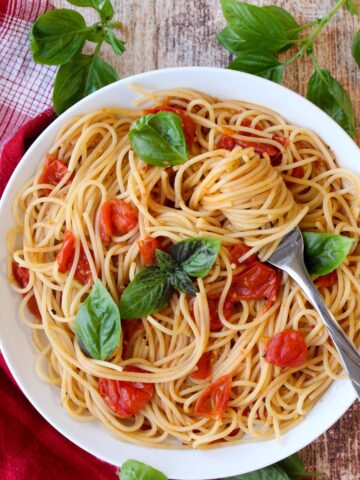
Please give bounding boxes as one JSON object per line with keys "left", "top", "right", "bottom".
{"left": 54, "top": 1, "right": 360, "bottom": 477}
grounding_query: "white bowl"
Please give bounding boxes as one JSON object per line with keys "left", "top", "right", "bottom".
{"left": 0, "top": 67, "right": 358, "bottom": 480}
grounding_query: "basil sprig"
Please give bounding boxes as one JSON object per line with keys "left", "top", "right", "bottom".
{"left": 119, "top": 238, "right": 221, "bottom": 319}
{"left": 29, "top": 0, "right": 124, "bottom": 114}
{"left": 118, "top": 460, "right": 168, "bottom": 480}
{"left": 75, "top": 280, "right": 121, "bottom": 360}
{"left": 303, "top": 231, "right": 354, "bottom": 277}
{"left": 218, "top": 0, "right": 359, "bottom": 138}
{"left": 129, "top": 111, "right": 188, "bottom": 167}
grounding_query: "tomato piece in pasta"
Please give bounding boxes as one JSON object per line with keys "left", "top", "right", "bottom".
{"left": 265, "top": 329, "right": 308, "bottom": 368}
{"left": 315, "top": 270, "right": 338, "bottom": 288}
{"left": 230, "top": 243, "right": 257, "bottom": 267}
{"left": 194, "top": 374, "right": 232, "bottom": 419}
{"left": 207, "top": 295, "right": 234, "bottom": 332}
{"left": 191, "top": 352, "right": 214, "bottom": 380}
{"left": 139, "top": 237, "right": 162, "bottom": 265}
{"left": 38, "top": 154, "right": 68, "bottom": 186}
{"left": 56, "top": 231, "right": 93, "bottom": 284}
{"left": 99, "top": 199, "right": 138, "bottom": 242}
{"left": 98, "top": 366, "right": 154, "bottom": 418}
{"left": 12, "top": 262, "right": 40, "bottom": 318}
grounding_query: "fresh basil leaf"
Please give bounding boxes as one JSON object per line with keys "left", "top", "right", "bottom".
{"left": 119, "top": 266, "right": 174, "bottom": 319}
{"left": 29, "top": 9, "right": 87, "bottom": 65}
{"left": 228, "top": 50, "right": 284, "bottom": 83}
{"left": 155, "top": 249, "right": 175, "bottom": 272}
{"left": 217, "top": 26, "right": 246, "bottom": 55}
{"left": 352, "top": 30, "right": 360, "bottom": 68}
{"left": 171, "top": 269, "right": 198, "bottom": 296}
{"left": 129, "top": 111, "right": 188, "bottom": 167}
{"left": 307, "top": 68, "right": 355, "bottom": 138}
{"left": 85, "top": 25, "right": 104, "bottom": 43}
{"left": 168, "top": 238, "right": 221, "bottom": 278}
{"left": 303, "top": 232, "right": 354, "bottom": 276}
{"left": 227, "top": 464, "right": 290, "bottom": 480}
{"left": 105, "top": 28, "right": 126, "bottom": 56}
{"left": 74, "top": 280, "right": 121, "bottom": 360}
{"left": 118, "top": 460, "right": 168, "bottom": 480}
{"left": 279, "top": 453, "right": 328, "bottom": 479}
{"left": 67, "top": 0, "right": 114, "bottom": 19}
{"left": 67, "top": 0, "right": 100, "bottom": 7}
{"left": 53, "top": 53, "right": 119, "bottom": 114}
{"left": 346, "top": 0, "right": 359, "bottom": 15}
{"left": 220, "top": 0, "right": 300, "bottom": 53}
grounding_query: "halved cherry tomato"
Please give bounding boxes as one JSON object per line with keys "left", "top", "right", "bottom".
{"left": 139, "top": 237, "right": 162, "bottom": 265}
{"left": 230, "top": 243, "right": 257, "bottom": 267}
{"left": 265, "top": 329, "right": 308, "bottom": 368}
{"left": 56, "top": 231, "right": 92, "bottom": 284}
{"left": 191, "top": 352, "right": 213, "bottom": 380}
{"left": 99, "top": 199, "right": 138, "bottom": 242}
{"left": 207, "top": 295, "right": 234, "bottom": 332}
{"left": 291, "top": 166, "right": 304, "bottom": 179}
{"left": 229, "top": 262, "right": 282, "bottom": 309}
{"left": 315, "top": 270, "right": 338, "bottom": 289}
{"left": 12, "top": 262, "right": 41, "bottom": 319}
{"left": 145, "top": 106, "right": 196, "bottom": 148}
{"left": 194, "top": 374, "right": 232, "bottom": 419}
{"left": 74, "top": 247, "right": 93, "bottom": 284}
{"left": 38, "top": 154, "right": 68, "bottom": 186}
{"left": 98, "top": 366, "right": 154, "bottom": 418}
{"left": 27, "top": 295, "right": 41, "bottom": 318}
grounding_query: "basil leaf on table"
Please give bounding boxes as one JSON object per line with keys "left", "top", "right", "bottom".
{"left": 75, "top": 280, "right": 121, "bottom": 360}
{"left": 129, "top": 111, "right": 188, "bottom": 167}
{"left": 345, "top": 0, "right": 360, "bottom": 15}
{"left": 279, "top": 453, "right": 327, "bottom": 479}
{"left": 303, "top": 232, "right": 354, "bottom": 277}
{"left": 168, "top": 238, "right": 221, "bottom": 278}
{"left": 53, "top": 53, "right": 119, "bottom": 114}
{"left": 67, "top": 0, "right": 114, "bottom": 20}
{"left": 170, "top": 269, "right": 198, "bottom": 297}
{"left": 228, "top": 50, "right": 284, "bottom": 83}
{"left": 217, "top": 26, "right": 247, "bottom": 55}
{"left": 227, "top": 464, "right": 291, "bottom": 480}
{"left": 155, "top": 249, "right": 175, "bottom": 272}
{"left": 306, "top": 68, "right": 355, "bottom": 138}
{"left": 352, "top": 30, "right": 360, "bottom": 69}
{"left": 30, "top": 9, "right": 87, "bottom": 65}
{"left": 118, "top": 459, "right": 168, "bottom": 480}
{"left": 119, "top": 266, "right": 174, "bottom": 319}
{"left": 105, "top": 28, "right": 126, "bottom": 56}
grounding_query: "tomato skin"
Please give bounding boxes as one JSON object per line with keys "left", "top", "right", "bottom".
{"left": 191, "top": 352, "right": 213, "bottom": 380}
{"left": 27, "top": 295, "right": 41, "bottom": 318}
{"left": 12, "top": 261, "right": 29, "bottom": 288}
{"left": 139, "top": 237, "right": 162, "bottom": 265}
{"left": 98, "top": 366, "right": 154, "bottom": 418}
{"left": 291, "top": 166, "right": 304, "bottom": 179}
{"left": 99, "top": 199, "right": 138, "bottom": 242}
{"left": 230, "top": 244, "right": 257, "bottom": 267}
{"left": 315, "top": 270, "right": 338, "bottom": 288}
{"left": 265, "top": 329, "right": 308, "bottom": 368}
{"left": 145, "top": 106, "right": 196, "bottom": 148}
{"left": 56, "top": 231, "right": 75, "bottom": 274}
{"left": 194, "top": 374, "right": 232, "bottom": 419}
{"left": 38, "top": 154, "right": 68, "bottom": 186}
{"left": 207, "top": 295, "right": 234, "bottom": 332}
{"left": 74, "top": 247, "right": 93, "bottom": 284}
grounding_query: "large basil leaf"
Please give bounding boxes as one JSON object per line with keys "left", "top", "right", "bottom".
{"left": 30, "top": 9, "right": 87, "bottom": 65}
{"left": 155, "top": 249, "right": 175, "bottom": 272}
{"left": 306, "top": 68, "right": 355, "bottom": 138}
{"left": 75, "top": 280, "right": 121, "bottom": 360}
{"left": 118, "top": 460, "right": 168, "bottom": 480}
{"left": 129, "top": 112, "right": 188, "bottom": 167}
{"left": 168, "top": 238, "right": 221, "bottom": 278}
{"left": 170, "top": 269, "right": 197, "bottom": 297}
{"left": 217, "top": 26, "right": 246, "bottom": 55}
{"left": 119, "top": 266, "right": 174, "bottom": 319}
{"left": 352, "top": 30, "right": 360, "bottom": 69}
{"left": 303, "top": 232, "right": 354, "bottom": 277}
{"left": 227, "top": 464, "right": 290, "bottom": 480}
{"left": 228, "top": 50, "right": 284, "bottom": 83}
{"left": 53, "top": 53, "right": 119, "bottom": 114}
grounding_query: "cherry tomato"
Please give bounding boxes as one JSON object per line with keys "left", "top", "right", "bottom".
{"left": 265, "top": 328, "right": 308, "bottom": 368}
{"left": 74, "top": 247, "right": 93, "bottom": 284}
{"left": 191, "top": 352, "right": 213, "bottom": 380}
{"left": 229, "top": 262, "right": 282, "bottom": 309}
{"left": 291, "top": 166, "right": 304, "bottom": 179}
{"left": 27, "top": 295, "right": 41, "bottom": 318}
{"left": 194, "top": 374, "right": 232, "bottom": 419}
{"left": 139, "top": 237, "right": 162, "bottom": 264}
{"left": 56, "top": 231, "right": 75, "bottom": 274}
{"left": 315, "top": 270, "right": 338, "bottom": 288}
{"left": 98, "top": 366, "right": 154, "bottom": 418}
{"left": 230, "top": 244, "right": 257, "bottom": 267}
{"left": 145, "top": 106, "right": 196, "bottom": 148}
{"left": 38, "top": 154, "right": 68, "bottom": 186}
{"left": 12, "top": 261, "right": 29, "bottom": 288}
{"left": 99, "top": 199, "right": 138, "bottom": 242}
{"left": 273, "top": 135, "right": 289, "bottom": 147}
{"left": 207, "top": 295, "right": 234, "bottom": 332}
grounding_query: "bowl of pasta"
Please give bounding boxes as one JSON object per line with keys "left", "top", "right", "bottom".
{"left": 0, "top": 67, "right": 359, "bottom": 479}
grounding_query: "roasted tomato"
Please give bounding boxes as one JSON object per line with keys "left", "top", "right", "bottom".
{"left": 38, "top": 154, "right": 69, "bottom": 186}
{"left": 56, "top": 231, "right": 92, "bottom": 284}
{"left": 191, "top": 352, "right": 214, "bottom": 380}
{"left": 230, "top": 243, "right": 257, "bottom": 267}
{"left": 207, "top": 295, "right": 234, "bottom": 332}
{"left": 265, "top": 329, "right": 308, "bottom": 368}
{"left": 98, "top": 366, "right": 154, "bottom": 418}
{"left": 315, "top": 271, "right": 338, "bottom": 288}
{"left": 291, "top": 166, "right": 305, "bottom": 179}
{"left": 145, "top": 105, "right": 196, "bottom": 148}
{"left": 74, "top": 247, "right": 93, "bottom": 284}
{"left": 138, "top": 237, "right": 162, "bottom": 265}
{"left": 27, "top": 295, "right": 41, "bottom": 318}
{"left": 12, "top": 262, "right": 40, "bottom": 319}
{"left": 194, "top": 374, "right": 232, "bottom": 419}
{"left": 99, "top": 199, "right": 138, "bottom": 242}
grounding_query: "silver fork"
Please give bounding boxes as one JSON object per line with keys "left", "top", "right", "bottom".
{"left": 267, "top": 226, "right": 360, "bottom": 400}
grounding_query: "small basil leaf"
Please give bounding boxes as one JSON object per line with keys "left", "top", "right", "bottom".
{"left": 118, "top": 460, "right": 168, "bottom": 480}
{"left": 129, "top": 111, "right": 188, "bottom": 167}
{"left": 306, "top": 68, "right": 355, "bottom": 138}
{"left": 352, "top": 30, "right": 360, "bottom": 68}
{"left": 346, "top": 0, "right": 359, "bottom": 15}
{"left": 216, "top": 26, "right": 246, "bottom": 55}
{"left": 155, "top": 249, "right": 175, "bottom": 272}
{"left": 29, "top": 9, "right": 86, "bottom": 65}
{"left": 171, "top": 269, "right": 198, "bottom": 296}
{"left": 119, "top": 266, "right": 174, "bottom": 319}
{"left": 105, "top": 28, "right": 126, "bottom": 56}
{"left": 53, "top": 53, "right": 119, "bottom": 114}
{"left": 228, "top": 50, "right": 284, "bottom": 83}
{"left": 99, "top": 0, "right": 114, "bottom": 21}
{"left": 75, "top": 280, "right": 121, "bottom": 360}
{"left": 85, "top": 25, "right": 104, "bottom": 43}
{"left": 227, "top": 464, "right": 290, "bottom": 480}
{"left": 168, "top": 238, "right": 221, "bottom": 278}
{"left": 67, "top": 0, "right": 99, "bottom": 7}
{"left": 303, "top": 232, "right": 354, "bottom": 277}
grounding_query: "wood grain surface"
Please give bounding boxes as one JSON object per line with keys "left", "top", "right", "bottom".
{"left": 54, "top": 1, "right": 360, "bottom": 478}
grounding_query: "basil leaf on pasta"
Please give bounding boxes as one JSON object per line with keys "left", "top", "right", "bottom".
{"left": 168, "top": 238, "right": 221, "bottom": 278}
{"left": 155, "top": 249, "right": 175, "bottom": 272}
{"left": 119, "top": 266, "right": 174, "bottom": 319}
{"left": 118, "top": 460, "right": 168, "bottom": 480}
{"left": 228, "top": 50, "right": 284, "bottom": 83}
{"left": 75, "top": 280, "right": 121, "bottom": 360}
{"left": 303, "top": 232, "right": 354, "bottom": 277}
{"left": 170, "top": 269, "right": 198, "bottom": 297}
{"left": 129, "top": 111, "right": 188, "bottom": 167}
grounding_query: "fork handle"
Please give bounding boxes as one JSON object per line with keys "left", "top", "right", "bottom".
{"left": 286, "top": 258, "right": 360, "bottom": 401}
